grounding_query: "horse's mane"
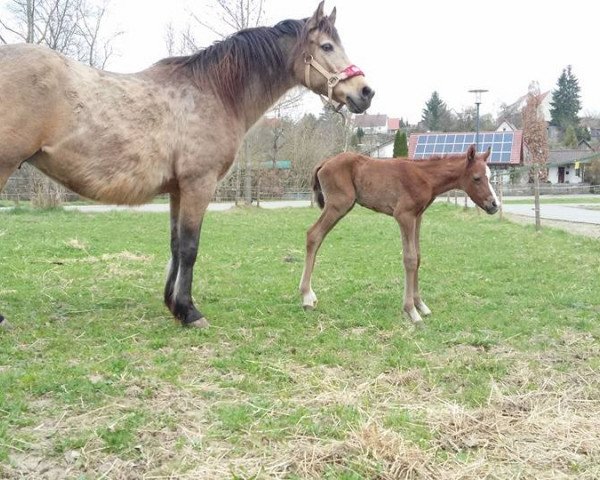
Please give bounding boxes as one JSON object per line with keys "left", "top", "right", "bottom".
{"left": 158, "top": 16, "right": 339, "bottom": 112}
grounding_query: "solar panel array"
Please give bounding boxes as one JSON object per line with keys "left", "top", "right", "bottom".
{"left": 412, "top": 132, "right": 515, "bottom": 163}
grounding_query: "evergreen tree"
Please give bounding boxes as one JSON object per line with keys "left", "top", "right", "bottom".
{"left": 393, "top": 131, "right": 408, "bottom": 157}
{"left": 549, "top": 65, "right": 582, "bottom": 130}
{"left": 421, "top": 91, "right": 452, "bottom": 131}
{"left": 563, "top": 125, "right": 578, "bottom": 148}
{"left": 356, "top": 127, "right": 365, "bottom": 144}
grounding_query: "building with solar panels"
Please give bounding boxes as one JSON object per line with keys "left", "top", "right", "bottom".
{"left": 407, "top": 130, "right": 523, "bottom": 167}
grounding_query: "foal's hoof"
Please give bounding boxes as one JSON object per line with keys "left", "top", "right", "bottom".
{"left": 185, "top": 317, "right": 210, "bottom": 329}
{"left": 412, "top": 320, "right": 425, "bottom": 330}
{"left": 303, "top": 304, "right": 315, "bottom": 311}
{"left": 404, "top": 307, "right": 424, "bottom": 325}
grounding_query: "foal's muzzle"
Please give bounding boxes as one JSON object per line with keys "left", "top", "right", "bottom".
{"left": 484, "top": 199, "right": 500, "bottom": 215}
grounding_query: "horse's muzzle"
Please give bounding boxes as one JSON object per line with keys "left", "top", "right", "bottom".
{"left": 346, "top": 86, "right": 375, "bottom": 113}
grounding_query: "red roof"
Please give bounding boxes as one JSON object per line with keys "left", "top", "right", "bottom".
{"left": 387, "top": 118, "right": 400, "bottom": 131}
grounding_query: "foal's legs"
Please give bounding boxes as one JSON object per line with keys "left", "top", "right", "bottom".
{"left": 413, "top": 215, "right": 431, "bottom": 316}
{"left": 394, "top": 212, "right": 423, "bottom": 324}
{"left": 166, "top": 177, "right": 217, "bottom": 327}
{"left": 300, "top": 200, "right": 354, "bottom": 309}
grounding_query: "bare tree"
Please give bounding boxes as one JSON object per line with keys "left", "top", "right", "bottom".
{"left": 190, "top": 0, "right": 265, "bottom": 38}
{"left": 523, "top": 82, "right": 550, "bottom": 183}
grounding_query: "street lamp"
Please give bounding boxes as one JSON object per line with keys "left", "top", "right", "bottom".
{"left": 468, "top": 89, "right": 488, "bottom": 152}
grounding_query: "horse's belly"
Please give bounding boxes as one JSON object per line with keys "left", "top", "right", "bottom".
{"left": 30, "top": 148, "right": 172, "bottom": 205}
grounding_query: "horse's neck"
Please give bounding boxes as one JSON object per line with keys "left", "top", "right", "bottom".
{"left": 237, "top": 38, "right": 298, "bottom": 129}
{"left": 418, "top": 157, "right": 465, "bottom": 197}
{"left": 238, "top": 75, "right": 296, "bottom": 129}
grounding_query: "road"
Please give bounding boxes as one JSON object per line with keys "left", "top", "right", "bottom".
{"left": 501, "top": 203, "right": 600, "bottom": 225}
{"left": 2, "top": 197, "right": 599, "bottom": 226}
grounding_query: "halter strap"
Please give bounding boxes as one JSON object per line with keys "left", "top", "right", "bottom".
{"left": 304, "top": 54, "right": 365, "bottom": 111}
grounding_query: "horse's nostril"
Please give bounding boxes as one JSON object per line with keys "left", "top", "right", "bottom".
{"left": 362, "top": 86, "right": 374, "bottom": 100}
{"left": 492, "top": 200, "right": 498, "bottom": 208}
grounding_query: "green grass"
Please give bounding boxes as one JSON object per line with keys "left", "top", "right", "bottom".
{"left": 1, "top": 205, "right": 599, "bottom": 478}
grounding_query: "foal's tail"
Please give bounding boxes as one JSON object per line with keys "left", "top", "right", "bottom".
{"left": 312, "top": 164, "right": 325, "bottom": 209}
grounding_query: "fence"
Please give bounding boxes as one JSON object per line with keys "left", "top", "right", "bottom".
{"left": 0, "top": 167, "right": 315, "bottom": 205}
{"left": 0, "top": 166, "right": 600, "bottom": 204}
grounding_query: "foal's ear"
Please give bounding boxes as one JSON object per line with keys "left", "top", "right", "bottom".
{"left": 308, "top": 1, "right": 326, "bottom": 28}
{"left": 329, "top": 6, "right": 337, "bottom": 25}
{"left": 466, "top": 144, "right": 476, "bottom": 165}
{"left": 483, "top": 146, "right": 491, "bottom": 160}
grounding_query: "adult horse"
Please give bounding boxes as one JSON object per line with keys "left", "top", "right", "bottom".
{"left": 0, "top": 2, "right": 374, "bottom": 329}
{"left": 299, "top": 145, "right": 499, "bottom": 324}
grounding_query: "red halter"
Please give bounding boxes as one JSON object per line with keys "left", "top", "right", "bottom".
{"left": 304, "top": 54, "right": 365, "bottom": 110}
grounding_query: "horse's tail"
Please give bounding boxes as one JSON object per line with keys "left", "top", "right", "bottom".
{"left": 312, "top": 163, "right": 325, "bottom": 209}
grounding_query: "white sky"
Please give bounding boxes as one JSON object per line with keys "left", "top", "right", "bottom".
{"left": 5, "top": 0, "right": 599, "bottom": 123}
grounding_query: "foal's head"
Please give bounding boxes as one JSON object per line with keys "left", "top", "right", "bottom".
{"left": 295, "top": 1, "right": 374, "bottom": 113}
{"left": 461, "top": 145, "right": 500, "bottom": 214}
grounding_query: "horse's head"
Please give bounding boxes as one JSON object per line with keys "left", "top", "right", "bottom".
{"left": 461, "top": 145, "right": 500, "bottom": 215}
{"left": 295, "top": 1, "right": 374, "bottom": 113}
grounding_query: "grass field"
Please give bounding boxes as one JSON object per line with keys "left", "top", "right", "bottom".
{"left": 1, "top": 204, "right": 599, "bottom": 479}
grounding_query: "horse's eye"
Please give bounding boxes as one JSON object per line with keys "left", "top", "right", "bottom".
{"left": 473, "top": 176, "right": 481, "bottom": 182}
{"left": 320, "top": 43, "right": 334, "bottom": 52}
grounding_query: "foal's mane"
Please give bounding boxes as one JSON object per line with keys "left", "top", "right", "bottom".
{"left": 158, "top": 16, "right": 339, "bottom": 112}
{"left": 426, "top": 153, "right": 467, "bottom": 162}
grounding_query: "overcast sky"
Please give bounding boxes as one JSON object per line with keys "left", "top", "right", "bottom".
{"left": 5, "top": 0, "right": 598, "bottom": 123}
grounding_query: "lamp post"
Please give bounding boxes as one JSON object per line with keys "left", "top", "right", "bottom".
{"left": 468, "top": 89, "right": 488, "bottom": 152}
{"left": 468, "top": 89, "right": 488, "bottom": 212}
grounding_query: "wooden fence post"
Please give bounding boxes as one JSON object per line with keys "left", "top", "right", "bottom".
{"left": 533, "top": 163, "right": 541, "bottom": 231}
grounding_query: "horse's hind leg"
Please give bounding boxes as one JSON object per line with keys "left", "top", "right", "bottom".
{"left": 299, "top": 199, "right": 354, "bottom": 309}
{"left": 0, "top": 164, "right": 21, "bottom": 329}
{"left": 0, "top": 164, "right": 17, "bottom": 193}
{"left": 166, "top": 176, "right": 217, "bottom": 328}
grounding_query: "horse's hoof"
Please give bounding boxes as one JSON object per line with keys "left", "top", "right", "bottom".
{"left": 0, "top": 316, "right": 11, "bottom": 331}
{"left": 303, "top": 304, "right": 315, "bottom": 311}
{"left": 186, "top": 317, "right": 210, "bottom": 329}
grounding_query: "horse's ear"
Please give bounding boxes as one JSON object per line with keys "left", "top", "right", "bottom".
{"left": 329, "top": 6, "right": 337, "bottom": 25}
{"left": 466, "top": 144, "right": 476, "bottom": 165}
{"left": 308, "top": 1, "right": 326, "bottom": 29}
{"left": 483, "top": 146, "right": 491, "bottom": 160}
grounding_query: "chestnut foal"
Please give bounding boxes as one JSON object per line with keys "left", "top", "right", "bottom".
{"left": 299, "top": 145, "right": 499, "bottom": 324}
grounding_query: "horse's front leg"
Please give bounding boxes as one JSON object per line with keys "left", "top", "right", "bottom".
{"left": 413, "top": 215, "right": 431, "bottom": 316}
{"left": 395, "top": 213, "right": 423, "bottom": 325}
{"left": 164, "top": 191, "right": 181, "bottom": 315}
{"left": 166, "top": 176, "right": 217, "bottom": 328}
